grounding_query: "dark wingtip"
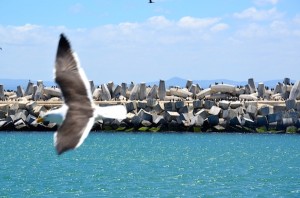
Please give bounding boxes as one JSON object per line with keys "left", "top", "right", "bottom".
{"left": 57, "top": 33, "right": 72, "bottom": 57}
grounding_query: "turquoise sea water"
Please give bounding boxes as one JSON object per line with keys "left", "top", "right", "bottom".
{"left": 1, "top": 132, "right": 300, "bottom": 197}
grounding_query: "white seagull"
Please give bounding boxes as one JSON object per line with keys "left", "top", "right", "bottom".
{"left": 37, "top": 34, "right": 127, "bottom": 155}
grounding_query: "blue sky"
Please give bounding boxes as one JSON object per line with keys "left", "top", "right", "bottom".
{"left": 0, "top": 0, "right": 300, "bottom": 85}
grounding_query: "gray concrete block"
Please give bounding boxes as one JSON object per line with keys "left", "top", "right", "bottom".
{"left": 210, "top": 84, "right": 236, "bottom": 94}
{"left": 256, "top": 116, "right": 268, "bottom": 127}
{"left": 206, "top": 93, "right": 229, "bottom": 100}
{"left": 178, "top": 106, "right": 189, "bottom": 114}
{"left": 204, "top": 100, "right": 215, "bottom": 109}
{"left": 101, "top": 84, "right": 112, "bottom": 101}
{"left": 137, "top": 101, "right": 147, "bottom": 110}
{"left": 191, "top": 115, "right": 205, "bottom": 126}
{"left": 285, "top": 99, "right": 296, "bottom": 110}
{"left": 230, "top": 101, "right": 243, "bottom": 109}
{"left": 26, "top": 101, "right": 37, "bottom": 111}
{"left": 26, "top": 114, "right": 37, "bottom": 125}
{"left": 169, "top": 88, "right": 192, "bottom": 98}
{"left": 125, "top": 101, "right": 136, "bottom": 112}
{"left": 112, "top": 85, "right": 122, "bottom": 98}
{"left": 25, "top": 82, "right": 34, "bottom": 96}
{"left": 164, "top": 102, "right": 175, "bottom": 111}
{"left": 248, "top": 78, "right": 256, "bottom": 94}
{"left": 146, "top": 98, "right": 157, "bottom": 107}
{"left": 0, "top": 110, "right": 6, "bottom": 119}
{"left": 120, "top": 83, "right": 127, "bottom": 97}
{"left": 153, "top": 115, "right": 166, "bottom": 125}
{"left": 92, "top": 88, "right": 101, "bottom": 100}
{"left": 129, "top": 84, "right": 140, "bottom": 101}
{"left": 282, "top": 118, "right": 294, "bottom": 127}
{"left": 107, "top": 81, "right": 114, "bottom": 96}
{"left": 158, "top": 80, "right": 166, "bottom": 100}
{"left": 13, "top": 111, "right": 27, "bottom": 122}
{"left": 175, "top": 101, "right": 184, "bottom": 109}
{"left": 189, "top": 84, "right": 199, "bottom": 97}
{"left": 244, "top": 84, "right": 251, "bottom": 94}
{"left": 228, "top": 109, "right": 238, "bottom": 120}
{"left": 193, "top": 100, "right": 203, "bottom": 109}
{"left": 208, "top": 115, "right": 219, "bottom": 126}
{"left": 267, "top": 112, "right": 282, "bottom": 123}
{"left": 33, "top": 106, "right": 47, "bottom": 117}
{"left": 218, "top": 100, "right": 230, "bottom": 110}
{"left": 185, "top": 80, "right": 193, "bottom": 90}
{"left": 16, "top": 86, "right": 25, "bottom": 98}
{"left": 0, "top": 104, "right": 8, "bottom": 112}
{"left": 34, "top": 84, "right": 44, "bottom": 101}
{"left": 137, "top": 109, "right": 153, "bottom": 122}
{"left": 139, "top": 83, "right": 147, "bottom": 101}
{"left": 43, "top": 87, "right": 61, "bottom": 98}
{"left": 257, "top": 83, "right": 265, "bottom": 98}
{"left": 284, "top": 111, "right": 299, "bottom": 123}
{"left": 246, "top": 104, "right": 257, "bottom": 117}
{"left": 141, "top": 120, "right": 152, "bottom": 127}
{"left": 0, "top": 85, "right": 5, "bottom": 100}
{"left": 14, "top": 119, "right": 28, "bottom": 130}
{"left": 258, "top": 105, "right": 272, "bottom": 116}
{"left": 239, "top": 94, "right": 258, "bottom": 101}
{"left": 153, "top": 103, "right": 164, "bottom": 114}
{"left": 195, "top": 109, "right": 209, "bottom": 120}
{"left": 89, "top": 80, "right": 95, "bottom": 94}
{"left": 289, "top": 81, "right": 300, "bottom": 100}
{"left": 196, "top": 88, "right": 211, "bottom": 99}
{"left": 283, "top": 77, "right": 290, "bottom": 85}
{"left": 273, "top": 105, "right": 286, "bottom": 113}
{"left": 229, "top": 116, "right": 240, "bottom": 126}
{"left": 164, "top": 111, "right": 180, "bottom": 122}
{"left": 147, "top": 85, "right": 158, "bottom": 100}
{"left": 221, "top": 109, "right": 228, "bottom": 119}
{"left": 209, "top": 105, "right": 221, "bottom": 116}
{"left": 131, "top": 115, "right": 142, "bottom": 127}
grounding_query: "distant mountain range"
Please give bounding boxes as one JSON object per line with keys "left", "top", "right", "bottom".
{"left": 0, "top": 77, "right": 296, "bottom": 91}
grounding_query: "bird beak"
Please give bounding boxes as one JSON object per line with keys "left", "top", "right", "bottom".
{"left": 36, "top": 117, "right": 44, "bottom": 123}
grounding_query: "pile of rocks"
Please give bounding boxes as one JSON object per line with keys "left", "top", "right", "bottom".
{"left": 1, "top": 77, "right": 300, "bottom": 133}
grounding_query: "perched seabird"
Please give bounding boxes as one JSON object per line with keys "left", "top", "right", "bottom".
{"left": 37, "top": 34, "right": 127, "bottom": 155}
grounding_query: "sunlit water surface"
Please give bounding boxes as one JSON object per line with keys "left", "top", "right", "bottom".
{"left": 1, "top": 132, "right": 300, "bottom": 197}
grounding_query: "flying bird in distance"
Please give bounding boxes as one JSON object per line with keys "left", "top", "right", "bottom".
{"left": 149, "top": 0, "right": 154, "bottom": 3}
{"left": 37, "top": 34, "right": 127, "bottom": 155}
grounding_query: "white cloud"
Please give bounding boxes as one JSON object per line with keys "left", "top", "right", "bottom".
{"left": 236, "top": 23, "right": 268, "bottom": 38}
{"left": 177, "top": 16, "right": 220, "bottom": 29}
{"left": 234, "top": 7, "right": 283, "bottom": 21}
{"left": 253, "top": 0, "right": 279, "bottom": 6}
{"left": 14, "top": 24, "right": 40, "bottom": 32}
{"left": 147, "top": 16, "right": 173, "bottom": 28}
{"left": 210, "top": 23, "right": 229, "bottom": 32}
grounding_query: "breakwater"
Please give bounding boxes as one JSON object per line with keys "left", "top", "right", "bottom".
{"left": 1, "top": 78, "right": 300, "bottom": 133}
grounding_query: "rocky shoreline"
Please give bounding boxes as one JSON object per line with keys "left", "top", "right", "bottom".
{"left": 1, "top": 78, "right": 300, "bottom": 133}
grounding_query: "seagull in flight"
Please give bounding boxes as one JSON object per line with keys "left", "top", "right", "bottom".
{"left": 37, "top": 34, "right": 127, "bottom": 155}
{"left": 149, "top": 0, "right": 154, "bottom": 3}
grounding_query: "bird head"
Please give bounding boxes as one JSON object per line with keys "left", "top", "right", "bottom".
{"left": 36, "top": 111, "right": 63, "bottom": 125}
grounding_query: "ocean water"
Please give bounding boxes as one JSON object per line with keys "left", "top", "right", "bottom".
{"left": 1, "top": 132, "right": 300, "bottom": 197}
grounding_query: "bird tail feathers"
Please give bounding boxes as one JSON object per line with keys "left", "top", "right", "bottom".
{"left": 95, "top": 105, "right": 127, "bottom": 120}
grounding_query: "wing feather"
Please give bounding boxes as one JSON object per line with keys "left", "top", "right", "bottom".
{"left": 54, "top": 34, "right": 94, "bottom": 155}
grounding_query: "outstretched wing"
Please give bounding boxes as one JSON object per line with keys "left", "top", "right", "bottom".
{"left": 54, "top": 34, "right": 94, "bottom": 155}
